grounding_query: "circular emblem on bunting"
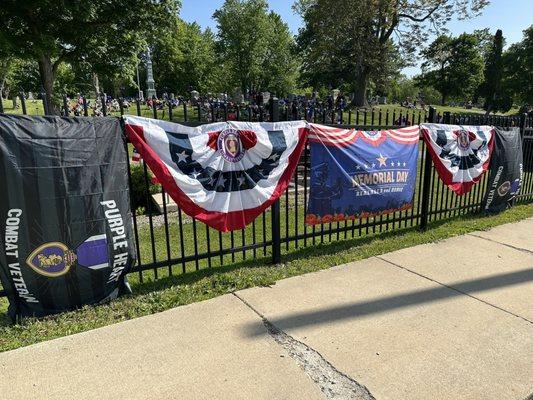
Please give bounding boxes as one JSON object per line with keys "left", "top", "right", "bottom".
{"left": 456, "top": 130, "right": 471, "bottom": 151}
{"left": 497, "top": 181, "right": 511, "bottom": 197}
{"left": 218, "top": 129, "right": 244, "bottom": 163}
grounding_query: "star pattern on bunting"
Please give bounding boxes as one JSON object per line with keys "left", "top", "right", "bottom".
{"left": 176, "top": 151, "right": 188, "bottom": 163}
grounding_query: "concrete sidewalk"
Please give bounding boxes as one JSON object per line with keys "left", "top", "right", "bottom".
{"left": 0, "top": 219, "right": 532, "bottom": 400}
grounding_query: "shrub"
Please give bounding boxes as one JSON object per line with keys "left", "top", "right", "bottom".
{"left": 129, "top": 163, "right": 161, "bottom": 213}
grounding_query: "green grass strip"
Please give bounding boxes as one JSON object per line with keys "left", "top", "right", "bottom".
{"left": 0, "top": 203, "right": 532, "bottom": 352}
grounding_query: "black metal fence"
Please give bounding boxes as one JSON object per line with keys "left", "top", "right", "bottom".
{"left": 1, "top": 92, "right": 532, "bottom": 295}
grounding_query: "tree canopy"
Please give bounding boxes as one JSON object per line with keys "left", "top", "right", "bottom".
{"left": 152, "top": 18, "right": 219, "bottom": 95}
{"left": 416, "top": 33, "right": 484, "bottom": 105}
{"left": 0, "top": 0, "right": 180, "bottom": 111}
{"left": 295, "top": 0, "right": 489, "bottom": 106}
{"left": 0, "top": 0, "right": 531, "bottom": 112}
{"left": 213, "top": 0, "right": 298, "bottom": 95}
{"left": 503, "top": 26, "right": 533, "bottom": 107}
{"left": 478, "top": 30, "right": 512, "bottom": 114}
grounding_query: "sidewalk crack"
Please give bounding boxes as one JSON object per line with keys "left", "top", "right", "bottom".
{"left": 376, "top": 256, "right": 532, "bottom": 325}
{"left": 233, "top": 292, "right": 376, "bottom": 400}
{"left": 467, "top": 233, "right": 533, "bottom": 255}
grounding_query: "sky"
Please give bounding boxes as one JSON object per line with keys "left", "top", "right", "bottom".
{"left": 180, "top": 0, "right": 533, "bottom": 76}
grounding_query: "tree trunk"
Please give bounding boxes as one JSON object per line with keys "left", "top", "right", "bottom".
{"left": 484, "top": 103, "right": 493, "bottom": 117}
{"left": 440, "top": 93, "right": 446, "bottom": 106}
{"left": 93, "top": 73, "right": 100, "bottom": 97}
{"left": 38, "top": 55, "right": 57, "bottom": 115}
{"left": 352, "top": 71, "right": 368, "bottom": 107}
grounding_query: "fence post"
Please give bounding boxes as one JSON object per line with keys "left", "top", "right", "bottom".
{"left": 167, "top": 99, "right": 173, "bottom": 121}
{"left": 62, "top": 95, "right": 69, "bottom": 117}
{"left": 41, "top": 88, "right": 55, "bottom": 115}
{"left": 0, "top": 93, "right": 3, "bottom": 113}
{"left": 136, "top": 97, "right": 141, "bottom": 116}
{"left": 41, "top": 89, "right": 49, "bottom": 115}
{"left": 419, "top": 106, "right": 437, "bottom": 231}
{"left": 118, "top": 97, "right": 124, "bottom": 116}
{"left": 82, "top": 95, "right": 88, "bottom": 116}
{"left": 101, "top": 93, "right": 107, "bottom": 116}
{"left": 270, "top": 97, "right": 281, "bottom": 264}
{"left": 519, "top": 113, "right": 527, "bottom": 140}
{"left": 152, "top": 95, "right": 157, "bottom": 119}
{"left": 19, "top": 90, "right": 27, "bottom": 115}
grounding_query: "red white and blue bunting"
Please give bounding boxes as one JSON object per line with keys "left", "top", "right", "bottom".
{"left": 124, "top": 116, "right": 308, "bottom": 232}
{"left": 421, "top": 123, "right": 494, "bottom": 195}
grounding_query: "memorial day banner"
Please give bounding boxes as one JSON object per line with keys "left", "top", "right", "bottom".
{"left": 482, "top": 127, "right": 523, "bottom": 213}
{"left": 421, "top": 123, "right": 494, "bottom": 195}
{"left": 124, "top": 116, "right": 308, "bottom": 232}
{"left": 0, "top": 115, "right": 135, "bottom": 319}
{"left": 306, "top": 124, "right": 420, "bottom": 225}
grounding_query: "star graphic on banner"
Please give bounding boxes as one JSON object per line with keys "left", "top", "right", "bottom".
{"left": 364, "top": 163, "right": 369, "bottom": 169}
{"left": 391, "top": 161, "right": 395, "bottom": 167}
{"left": 208, "top": 175, "right": 217, "bottom": 186}
{"left": 190, "top": 169, "right": 201, "bottom": 179}
{"left": 176, "top": 150, "right": 189, "bottom": 163}
{"left": 371, "top": 163, "right": 376, "bottom": 168}
{"left": 237, "top": 175, "right": 246, "bottom": 186}
{"left": 269, "top": 153, "right": 280, "bottom": 161}
{"left": 217, "top": 175, "right": 227, "bottom": 188}
{"left": 356, "top": 165, "right": 361, "bottom": 170}
{"left": 376, "top": 153, "right": 388, "bottom": 167}
{"left": 403, "top": 162, "right": 406, "bottom": 167}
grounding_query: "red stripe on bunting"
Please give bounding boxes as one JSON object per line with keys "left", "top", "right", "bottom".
{"left": 308, "top": 124, "right": 419, "bottom": 147}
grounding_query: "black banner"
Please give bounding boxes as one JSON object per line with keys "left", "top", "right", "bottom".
{"left": 0, "top": 115, "right": 135, "bottom": 319}
{"left": 482, "top": 127, "right": 523, "bottom": 213}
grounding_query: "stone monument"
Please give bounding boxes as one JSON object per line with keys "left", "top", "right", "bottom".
{"left": 145, "top": 48, "right": 157, "bottom": 99}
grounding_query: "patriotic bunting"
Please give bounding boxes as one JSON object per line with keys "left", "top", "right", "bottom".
{"left": 306, "top": 124, "right": 420, "bottom": 225}
{"left": 421, "top": 124, "right": 494, "bottom": 195}
{"left": 482, "top": 128, "right": 523, "bottom": 213}
{"left": 124, "top": 116, "right": 308, "bottom": 232}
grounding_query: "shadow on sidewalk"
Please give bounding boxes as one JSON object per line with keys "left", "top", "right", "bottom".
{"left": 242, "top": 267, "right": 533, "bottom": 337}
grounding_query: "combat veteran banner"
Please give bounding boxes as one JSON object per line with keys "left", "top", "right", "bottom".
{"left": 421, "top": 123, "right": 494, "bottom": 195}
{"left": 482, "top": 127, "right": 523, "bottom": 213}
{"left": 124, "top": 116, "right": 308, "bottom": 232}
{"left": 0, "top": 115, "right": 135, "bottom": 319}
{"left": 306, "top": 124, "right": 420, "bottom": 225}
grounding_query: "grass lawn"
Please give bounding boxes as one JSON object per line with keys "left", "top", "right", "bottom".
{"left": 0, "top": 202, "right": 532, "bottom": 352}
{"left": 361, "top": 103, "right": 519, "bottom": 117}
{"left": 1, "top": 98, "right": 188, "bottom": 121}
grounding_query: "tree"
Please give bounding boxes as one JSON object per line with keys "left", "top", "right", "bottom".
{"left": 503, "top": 26, "right": 533, "bottom": 107}
{"left": 213, "top": 0, "right": 298, "bottom": 95}
{"left": 152, "top": 18, "right": 219, "bottom": 95}
{"left": 416, "top": 33, "right": 484, "bottom": 105}
{"left": 178, "top": 25, "right": 219, "bottom": 94}
{"left": 386, "top": 76, "right": 419, "bottom": 104}
{"left": 259, "top": 12, "right": 299, "bottom": 96}
{"left": 0, "top": 0, "right": 179, "bottom": 113}
{"left": 478, "top": 30, "right": 512, "bottom": 114}
{"left": 295, "top": 0, "right": 489, "bottom": 106}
